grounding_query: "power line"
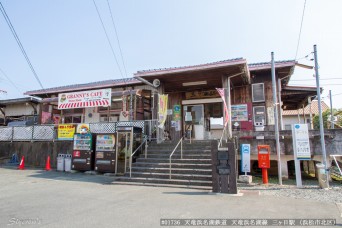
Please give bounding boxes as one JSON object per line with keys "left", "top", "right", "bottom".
{"left": 0, "top": 67, "right": 22, "bottom": 94}
{"left": 92, "top": 0, "right": 124, "bottom": 79}
{"left": 291, "top": 78, "right": 342, "bottom": 81}
{"left": 106, "top": 0, "right": 128, "bottom": 79}
{"left": 0, "top": 2, "right": 45, "bottom": 92}
{"left": 294, "top": 0, "right": 307, "bottom": 60}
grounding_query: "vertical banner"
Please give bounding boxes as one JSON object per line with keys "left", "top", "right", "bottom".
{"left": 158, "top": 94, "right": 168, "bottom": 128}
{"left": 292, "top": 124, "right": 311, "bottom": 160}
{"left": 216, "top": 88, "right": 229, "bottom": 127}
{"left": 241, "top": 144, "right": 251, "bottom": 173}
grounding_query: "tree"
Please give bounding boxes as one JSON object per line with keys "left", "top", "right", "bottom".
{"left": 313, "top": 109, "right": 342, "bottom": 129}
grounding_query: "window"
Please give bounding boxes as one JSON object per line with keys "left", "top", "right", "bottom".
{"left": 252, "top": 83, "right": 265, "bottom": 102}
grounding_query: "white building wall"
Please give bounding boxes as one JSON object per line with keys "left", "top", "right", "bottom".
{"left": 5, "top": 103, "right": 38, "bottom": 116}
{"left": 282, "top": 116, "right": 311, "bottom": 130}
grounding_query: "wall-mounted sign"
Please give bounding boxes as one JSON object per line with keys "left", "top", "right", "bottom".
{"left": 58, "top": 124, "right": 76, "bottom": 140}
{"left": 58, "top": 88, "right": 111, "bottom": 109}
{"left": 292, "top": 124, "right": 311, "bottom": 160}
{"left": 185, "top": 90, "right": 220, "bottom": 100}
{"left": 173, "top": 104, "right": 181, "bottom": 121}
{"left": 76, "top": 124, "right": 90, "bottom": 134}
{"left": 231, "top": 104, "right": 248, "bottom": 122}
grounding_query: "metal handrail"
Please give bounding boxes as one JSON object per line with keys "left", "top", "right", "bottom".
{"left": 169, "top": 137, "right": 183, "bottom": 179}
{"left": 218, "top": 127, "right": 227, "bottom": 150}
{"left": 129, "top": 136, "right": 148, "bottom": 178}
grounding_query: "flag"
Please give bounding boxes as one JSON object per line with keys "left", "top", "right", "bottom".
{"left": 158, "top": 94, "right": 168, "bottom": 128}
{"left": 216, "top": 88, "right": 229, "bottom": 127}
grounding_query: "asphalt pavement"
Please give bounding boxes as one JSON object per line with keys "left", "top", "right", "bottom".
{"left": 0, "top": 167, "right": 341, "bottom": 228}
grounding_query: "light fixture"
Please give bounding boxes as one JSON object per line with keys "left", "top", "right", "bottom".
{"left": 112, "top": 98, "right": 122, "bottom": 102}
{"left": 182, "top": 81, "right": 207, "bottom": 86}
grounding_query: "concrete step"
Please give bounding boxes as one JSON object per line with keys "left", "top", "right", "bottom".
{"left": 133, "top": 162, "right": 212, "bottom": 169}
{"left": 111, "top": 180, "right": 212, "bottom": 190}
{"left": 131, "top": 167, "right": 212, "bottom": 175}
{"left": 136, "top": 158, "right": 211, "bottom": 164}
{"left": 146, "top": 149, "right": 211, "bottom": 154}
{"left": 114, "top": 176, "right": 212, "bottom": 187}
{"left": 129, "top": 172, "right": 212, "bottom": 181}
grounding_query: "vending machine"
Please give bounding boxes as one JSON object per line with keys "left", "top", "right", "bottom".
{"left": 95, "top": 134, "right": 116, "bottom": 173}
{"left": 72, "top": 133, "right": 95, "bottom": 171}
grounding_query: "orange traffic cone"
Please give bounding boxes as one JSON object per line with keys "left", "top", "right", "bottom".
{"left": 45, "top": 156, "right": 51, "bottom": 171}
{"left": 18, "top": 156, "right": 25, "bottom": 170}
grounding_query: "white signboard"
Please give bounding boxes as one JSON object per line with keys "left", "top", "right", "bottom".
{"left": 58, "top": 88, "right": 111, "bottom": 109}
{"left": 292, "top": 124, "right": 311, "bottom": 160}
{"left": 241, "top": 144, "right": 251, "bottom": 172}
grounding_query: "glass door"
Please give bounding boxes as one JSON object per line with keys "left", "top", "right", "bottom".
{"left": 116, "top": 130, "right": 133, "bottom": 175}
{"left": 183, "top": 105, "right": 204, "bottom": 140}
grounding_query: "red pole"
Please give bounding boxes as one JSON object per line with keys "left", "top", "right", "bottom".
{"left": 262, "top": 168, "right": 268, "bottom": 184}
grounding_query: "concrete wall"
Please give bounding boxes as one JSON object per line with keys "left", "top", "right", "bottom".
{"left": 0, "top": 141, "right": 73, "bottom": 168}
{"left": 5, "top": 103, "right": 39, "bottom": 116}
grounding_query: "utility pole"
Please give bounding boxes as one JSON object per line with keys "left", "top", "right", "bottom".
{"left": 330, "top": 90, "right": 334, "bottom": 129}
{"left": 271, "top": 52, "right": 282, "bottom": 185}
{"left": 314, "top": 44, "right": 329, "bottom": 188}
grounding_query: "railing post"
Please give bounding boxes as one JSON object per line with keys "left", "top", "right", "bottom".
{"left": 130, "top": 154, "right": 132, "bottom": 178}
{"left": 181, "top": 139, "right": 183, "bottom": 159}
{"left": 169, "top": 157, "right": 171, "bottom": 179}
{"left": 145, "top": 141, "right": 147, "bottom": 159}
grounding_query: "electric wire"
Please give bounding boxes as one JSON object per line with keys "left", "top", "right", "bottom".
{"left": 0, "top": 2, "right": 45, "bottom": 92}
{"left": 0, "top": 67, "right": 23, "bottom": 94}
{"left": 294, "top": 0, "right": 307, "bottom": 60}
{"left": 92, "top": 0, "right": 124, "bottom": 79}
{"left": 106, "top": 0, "right": 128, "bottom": 79}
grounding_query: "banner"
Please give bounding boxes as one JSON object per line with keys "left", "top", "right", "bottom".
{"left": 216, "top": 88, "right": 229, "bottom": 127}
{"left": 58, "top": 124, "right": 76, "bottom": 140}
{"left": 158, "top": 94, "right": 168, "bottom": 128}
{"left": 58, "top": 88, "right": 111, "bottom": 109}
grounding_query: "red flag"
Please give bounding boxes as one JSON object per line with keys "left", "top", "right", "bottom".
{"left": 216, "top": 88, "right": 229, "bottom": 127}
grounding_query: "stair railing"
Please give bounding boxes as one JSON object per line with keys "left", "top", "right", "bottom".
{"left": 218, "top": 127, "right": 227, "bottom": 150}
{"left": 169, "top": 137, "right": 183, "bottom": 179}
{"left": 129, "top": 136, "right": 148, "bottom": 178}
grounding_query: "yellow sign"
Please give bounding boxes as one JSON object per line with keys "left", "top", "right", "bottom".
{"left": 58, "top": 124, "right": 76, "bottom": 140}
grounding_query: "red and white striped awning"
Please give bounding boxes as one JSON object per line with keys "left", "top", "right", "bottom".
{"left": 58, "top": 100, "right": 110, "bottom": 109}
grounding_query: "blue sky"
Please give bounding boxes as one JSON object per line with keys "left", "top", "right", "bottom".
{"left": 0, "top": 0, "right": 341, "bottom": 108}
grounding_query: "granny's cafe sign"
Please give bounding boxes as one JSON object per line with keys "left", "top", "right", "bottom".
{"left": 58, "top": 88, "right": 111, "bottom": 109}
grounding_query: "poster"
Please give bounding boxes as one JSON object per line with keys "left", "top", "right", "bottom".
{"left": 231, "top": 104, "right": 248, "bottom": 122}
{"left": 58, "top": 124, "right": 76, "bottom": 140}
{"left": 267, "top": 107, "right": 275, "bottom": 125}
{"left": 76, "top": 124, "right": 90, "bottom": 134}
{"left": 58, "top": 88, "right": 111, "bottom": 109}
{"left": 158, "top": 94, "right": 168, "bottom": 128}
{"left": 292, "top": 124, "right": 311, "bottom": 160}
{"left": 41, "top": 111, "right": 51, "bottom": 124}
{"left": 173, "top": 105, "right": 181, "bottom": 121}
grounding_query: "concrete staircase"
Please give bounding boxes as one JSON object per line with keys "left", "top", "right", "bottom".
{"left": 114, "top": 140, "right": 213, "bottom": 189}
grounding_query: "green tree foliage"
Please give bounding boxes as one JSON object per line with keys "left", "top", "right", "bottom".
{"left": 313, "top": 109, "right": 342, "bottom": 129}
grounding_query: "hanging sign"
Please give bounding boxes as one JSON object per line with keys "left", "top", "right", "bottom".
{"left": 58, "top": 124, "right": 76, "bottom": 140}
{"left": 292, "top": 124, "right": 311, "bottom": 160}
{"left": 58, "top": 88, "right": 111, "bottom": 109}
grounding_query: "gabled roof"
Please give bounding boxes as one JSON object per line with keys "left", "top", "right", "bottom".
{"left": 135, "top": 58, "right": 246, "bottom": 77}
{"left": 24, "top": 78, "right": 141, "bottom": 96}
{"left": 282, "top": 100, "right": 329, "bottom": 116}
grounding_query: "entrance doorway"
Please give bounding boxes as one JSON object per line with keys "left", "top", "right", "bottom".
{"left": 183, "top": 105, "right": 205, "bottom": 140}
{"left": 116, "top": 130, "right": 132, "bottom": 175}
